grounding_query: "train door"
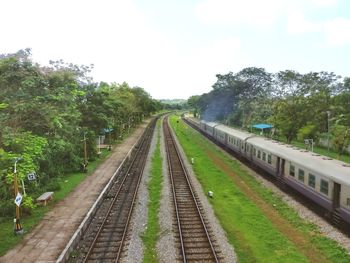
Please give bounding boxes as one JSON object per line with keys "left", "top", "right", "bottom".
{"left": 249, "top": 144, "right": 253, "bottom": 160}
{"left": 333, "top": 182, "right": 341, "bottom": 209}
{"left": 281, "top": 159, "right": 285, "bottom": 176}
{"left": 276, "top": 157, "right": 285, "bottom": 183}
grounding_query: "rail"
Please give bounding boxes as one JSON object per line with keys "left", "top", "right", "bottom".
{"left": 163, "top": 116, "right": 219, "bottom": 262}
{"left": 71, "top": 118, "right": 157, "bottom": 262}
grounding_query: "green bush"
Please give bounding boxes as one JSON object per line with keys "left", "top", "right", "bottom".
{"left": 43, "top": 179, "right": 61, "bottom": 192}
{"left": 21, "top": 196, "right": 36, "bottom": 215}
{"left": 0, "top": 200, "right": 14, "bottom": 218}
{"left": 297, "top": 123, "right": 319, "bottom": 142}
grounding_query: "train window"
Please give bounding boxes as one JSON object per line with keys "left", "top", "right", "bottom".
{"left": 347, "top": 198, "right": 350, "bottom": 206}
{"left": 258, "top": 150, "right": 261, "bottom": 159}
{"left": 320, "top": 180, "right": 329, "bottom": 195}
{"left": 308, "top": 174, "right": 316, "bottom": 188}
{"left": 253, "top": 148, "right": 256, "bottom": 156}
{"left": 298, "top": 169, "right": 305, "bottom": 182}
{"left": 268, "top": 154, "right": 272, "bottom": 164}
{"left": 289, "top": 164, "right": 295, "bottom": 177}
{"left": 262, "top": 152, "right": 266, "bottom": 161}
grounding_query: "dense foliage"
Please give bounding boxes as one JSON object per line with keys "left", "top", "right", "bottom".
{"left": 189, "top": 67, "right": 350, "bottom": 153}
{"left": 0, "top": 49, "right": 162, "bottom": 216}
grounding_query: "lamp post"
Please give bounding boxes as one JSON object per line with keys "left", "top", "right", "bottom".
{"left": 13, "top": 157, "right": 24, "bottom": 235}
{"left": 327, "top": 111, "right": 331, "bottom": 153}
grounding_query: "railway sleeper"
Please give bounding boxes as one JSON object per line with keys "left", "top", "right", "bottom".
{"left": 178, "top": 213, "right": 200, "bottom": 217}
{"left": 176, "top": 233, "right": 208, "bottom": 238}
{"left": 177, "top": 203, "right": 198, "bottom": 208}
{"left": 184, "top": 247, "right": 215, "bottom": 254}
{"left": 90, "top": 247, "right": 120, "bottom": 253}
{"left": 100, "top": 229, "right": 124, "bottom": 235}
{"left": 88, "top": 252, "right": 120, "bottom": 260}
{"left": 93, "top": 241, "right": 121, "bottom": 247}
{"left": 178, "top": 217, "right": 209, "bottom": 223}
{"left": 85, "top": 259, "right": 117, "bottom": 263}
{"left": 183, "top": 243, "right": 212, "bottom": 249}
{"left": 182, "top": 229, "right": 208, "bottom": 235}
{"left": 185, "top": 253, "right": 217, "bottom": 260}
{"left": 185, "top": 259, "right": 220, "bottom": 263}
{"left": 180, "top": 225, "right": 204, "bottom": 230}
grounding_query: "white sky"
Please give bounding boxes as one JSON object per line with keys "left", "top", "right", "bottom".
{"left": 1, "top": 0, "right": 350, "bottom": 99}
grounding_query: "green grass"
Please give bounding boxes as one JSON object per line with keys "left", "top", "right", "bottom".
{"left": 0, "top": 148, "right": 111, "bottom": 257}
{"left": 170, "top": 115, "right": 350, "bottom": 263}
{"left": 142, "top": 120, "right": 162, "bottom": 263}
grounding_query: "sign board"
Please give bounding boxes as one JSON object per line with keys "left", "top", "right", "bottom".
{"left": 27, "top": 172, "right": 36, "bottom": 181}
{"left": 15, "top": 193, "right": 23, "bottom": 207}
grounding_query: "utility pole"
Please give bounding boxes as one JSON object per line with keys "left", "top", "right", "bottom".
{"left": 327, "top": 111, "right": 331, "bottom": 153}
{"left": 97, "top": 135, "right": 102, "bottom": 156}
{"left": 13, "top": 157, "right": 24, "bottom": 235}
{"left": 83, "top": 132, "right": 88, "bottom": 172}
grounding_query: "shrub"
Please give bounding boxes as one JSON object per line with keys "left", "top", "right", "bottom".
{"left": 297, "top": 123, "right": 319, "bottom": 142}
{"left": 21, "top": 195, "right": 36, "bottom": 215}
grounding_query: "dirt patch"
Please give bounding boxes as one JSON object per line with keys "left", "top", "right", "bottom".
{"left": 202, "top": 145, "right": 330, "bottom": 263}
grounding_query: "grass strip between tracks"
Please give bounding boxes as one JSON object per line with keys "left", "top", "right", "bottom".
{"left": 142, "top": 119, "right": 162, "bottom": 263}
{"left": 170, "top": 115, "right": 350, "bottom": 263}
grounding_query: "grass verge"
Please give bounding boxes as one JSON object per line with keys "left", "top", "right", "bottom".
{"left": 142, "top": 120, "right": 162, "bottom": 263}
{"left": 170, "top": 115, "right": 350, "bottom": 263}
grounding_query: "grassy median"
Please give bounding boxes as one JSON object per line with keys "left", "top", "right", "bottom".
{"left": 170, "top": 115, "right": 350, "bottom": 263}
{"left": 142, "top": 120, "right": 162, "bottom": 263}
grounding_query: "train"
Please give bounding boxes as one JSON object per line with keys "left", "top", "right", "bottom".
{"left": 183, "top": 116, "right": 350, "bottom": 225}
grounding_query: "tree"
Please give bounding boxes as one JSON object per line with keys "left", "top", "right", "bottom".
{"left": 331, "top": 125, "right": 350, "bottom": 159}
{"left": 297, "top": 123, "right": 319, "bottom": 142}
{"left": 187, "top": 95, "right": 200, "bottom": 117}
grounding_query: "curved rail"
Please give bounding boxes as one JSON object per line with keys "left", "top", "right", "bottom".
{"left": 163, "top": 116, "right": 219, "bottom": 262}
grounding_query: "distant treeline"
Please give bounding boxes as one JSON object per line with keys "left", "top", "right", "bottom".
{"left": 188, "top": 67, "right": 350, "bottom": 154}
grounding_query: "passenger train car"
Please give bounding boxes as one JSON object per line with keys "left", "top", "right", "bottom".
{"left": 184, "top": 116, "right": 350, "bottom": 225}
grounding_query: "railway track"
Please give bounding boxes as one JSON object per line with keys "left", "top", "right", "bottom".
{"left": 163, "top": 116, "right": 221, "bottom": 262}
{"left": 70, "top": 118, "right": 157, "bottom": 263}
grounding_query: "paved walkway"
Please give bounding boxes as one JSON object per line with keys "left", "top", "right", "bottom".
{"left": 0, "top": 122, "right": 149, "bottom": 263}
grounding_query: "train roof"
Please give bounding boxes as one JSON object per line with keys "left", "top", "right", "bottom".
{"left": 188, "top": 117, "right": 200, "bottom": 125}
{"left": 199, "top": 120, "right": 350, "bottom": 186}
{"left": 247, "top": 136, "right": 350, "bottom": 186}
{"left": 200, "top": 120, "right": 220, "bottom": 128}
{"left": 215, "top": 124, "right": 253, "bottom": 140}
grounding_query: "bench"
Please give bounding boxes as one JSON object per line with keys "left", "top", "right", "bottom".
{"left": 36, "top": 192, "right": 54, "bottom": 206}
